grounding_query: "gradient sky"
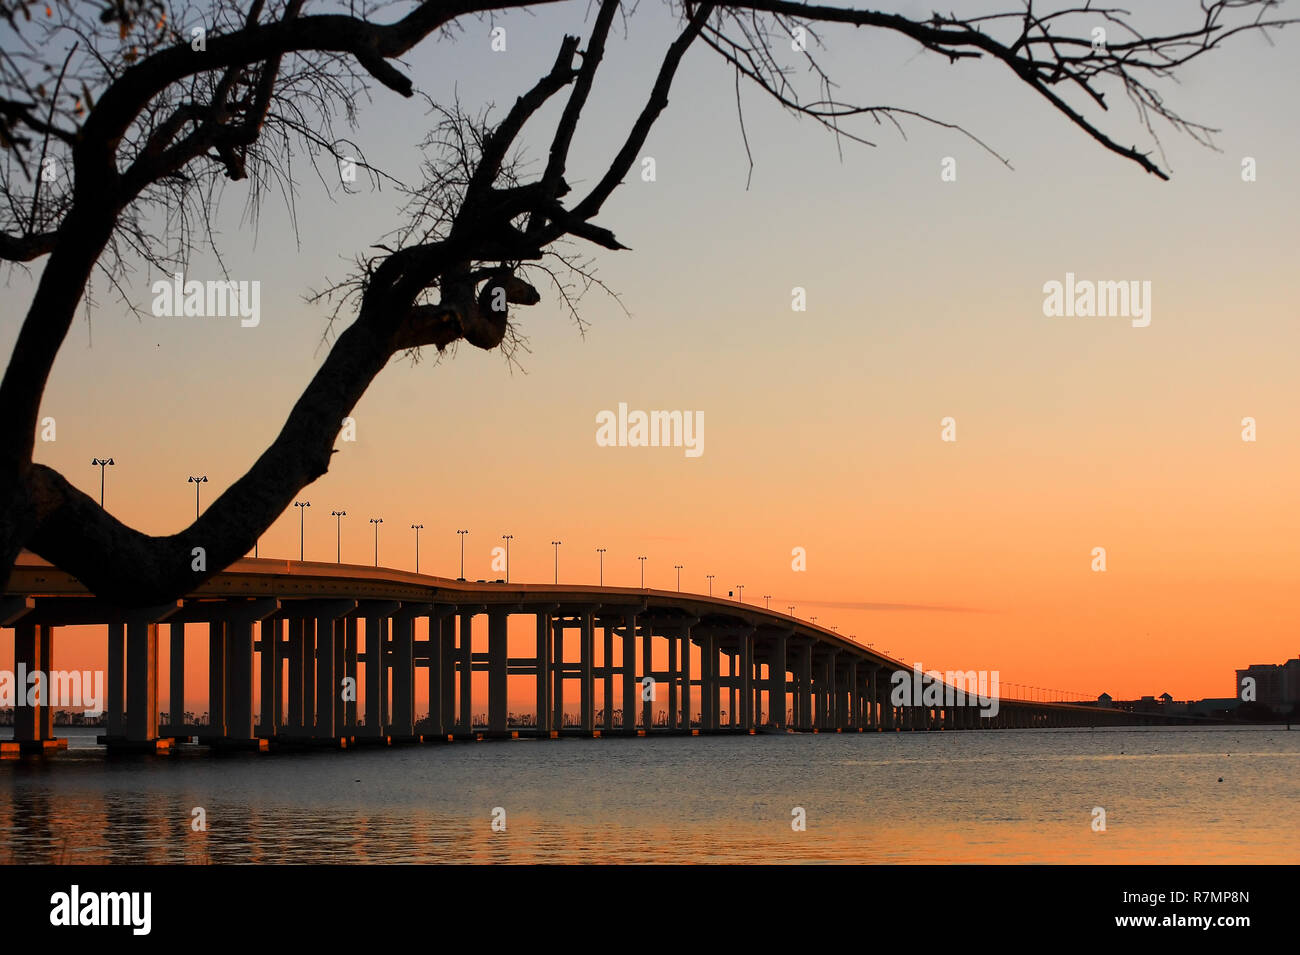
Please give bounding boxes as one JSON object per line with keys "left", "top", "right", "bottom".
{"left": 3, "top": 0, "right": 1299, "bottom": 704}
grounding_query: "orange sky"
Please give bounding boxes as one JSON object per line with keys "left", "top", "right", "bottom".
{"left": 3, "top": 2, "right": 1298, "bottom": 704}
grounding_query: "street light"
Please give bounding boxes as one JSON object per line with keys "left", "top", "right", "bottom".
{"left": 457, "top": 529, "right": 468, "bottom": 580}
{"left": 370, "top": 517, "right": 383, "bottom": 567}
{"left": 674, "top": 564, "right": 683, "bottom": 591}
{"left": 91, "top": 457, "right": 114, "bottom": 507}
{"left": 596, "top": 548, "right": 606, "bottom": 586}
{"left": 551, "top": 540, "right": 562, "bottom": 584}
{"left": 411, "top": 523, "right": 424, "bottom": 573}
{"left": 787, "top": 605, "right": 795, "bottom": 616}
{"left": 637, "top": 556, "right": 647, "bottom": 589}
{"left": 294, "top": 501, "right": 310, "bottom": 560}
{"left": 501, "top": 534, "right": 513, "bottom": 583}
{"left": 736, "top": 585, "right": 744, "bottom": 603}
{"left": 331, "top": 510, "right": 346, "bottom": 563}
{"left": 187, "top": 475, "right": 207, "bottom": 519}
{"left": 706, "top": 574, "right": 714, "bottom": 596}
{"left": 763, "top": 594, "right": 771, "bottom": 609}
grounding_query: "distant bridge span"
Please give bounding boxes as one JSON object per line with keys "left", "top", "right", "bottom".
{"left": 2, "top": 554, "right": 1179, "bottom": 754}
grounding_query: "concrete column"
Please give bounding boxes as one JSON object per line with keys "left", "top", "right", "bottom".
{"left": 364, "top": 616, "right": 385, "bottom": 736}
{"left": 728, "top": 652, "right": 737, "bottom": 727}
{"left": 13, "top": 623, "right": 54, "bottom": 741}
{"left": 169, "top": 622, "right": 185, "bottom": 729}
{"left": 603, "top": 624, "right": 614, "bottom": 730}
{"left": 458, "top": 612, "right": 473, "bottom": 732}
{"left": 488, "top": 609, "right": 508, "bottom": 735}
{"left": 680, "top": 627, "right": 692, "bottom": 730}
{"left": 621, "top": 615, "right": 637, "bottom": 733}
{"left": 868, "top": 666, "right": 878, "bottom": 729}
{"left": 126, "top": 621, "right": 159, "bottom": 742}
{"left": 301, "top": 619, "right": 317, "bottom": 734}
{"left": 739, "top": 633, "right": 753, "bottom": 730}
{"left": 440, "top": 615, "right": 455, "bottom": 733}
{"left": 552, "top": 618, "right": 565, "bottom": 729}
{"left": 333, "top": 618, "right": 346, "bottom": 733}
{"left": 847, "top": 661, "right": 859, "bottom": 729}
{"left": 259, "top": 619, "right": 279, "bottom": 736}
{"left": 225, "top": 618, "right": 255, "bottom": 739}
{"left": 580, "top": 612, "right": 594, "bottom": 732}
{"left": 317, "top": 615, "right": 342, "bottom": 737}
{"left": 426, "top": 611, "right": 443, "bottom": 735}
{"left": 391, "top": 613, "right": 416, "bottom": 737}
{"left": 667, "top": 632, "right": 678, "bottom": 730}
{"left": 345, "top": 618, "right": 359, "bottom": 730}
{"left": 700, "top": 631, "right": 715, "bottom": 731}
{"left": 798, "top": 645, "right": 813, "bottom": 730}
{"left": 107, "top": 622, "right": 124, "bottom": 737}
{"left": 285, "top": 619, "right": 302, "bottom": 732}
{"left": 769, "top": 633, "right": 787, "bottom": 728}
{"left": 641, "top": 625, "right": 653, "bottom": 730}
{"left": 209, "top": 621, "right": 227, "bottom": 735}
{"left": 535, "top": 612, "right": 551, "bottom": 733}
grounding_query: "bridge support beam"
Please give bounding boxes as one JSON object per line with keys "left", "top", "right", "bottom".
{"left": 458, "top": 612, "right": 473, "bottom": 733}
{"left": 169, "top": 623, "right": 185, "bottom": 732}
{"left": 12, "top": 623, "right": 55, "bottom": 743}
{"left": 622, "top": 614, "right": 637, "bottom": 734}
{"left": 680, "top": 626, "right": 693, "bottom": 730}
{"left": 259, "top": 618, "right": 280, "bottom": 737}
{"left": 739, "top": 631, "right": 753, "bottom": 731}
{"left": 642, "top": 624, "right": 654, "bottom": 730}
{"left": 552, "top": 618, "right": 565, "bottom": 730}
{"left": 488, "top": 609, "right": 508, "bottom": 736}
{"left": 580, "top": 611, "right": 595, "bottom": 733}
{"left": 347, "top": 618, "right": 361, "bottom": 731}
{"left": 535, "top": 612, "right": 552, "bottom": 734}
{"left": 602, "top": 623, "right": 614, "bottom": 731}
{"left": 365, "top": 616, "right": 387, "bottom": 737}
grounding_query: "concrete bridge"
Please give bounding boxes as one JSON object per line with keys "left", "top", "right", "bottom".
{"left": 2, "top": 553, "right": 1173, "bottom": 755}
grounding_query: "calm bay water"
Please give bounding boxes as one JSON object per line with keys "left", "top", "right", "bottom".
{"left": 1, "top": 726, "right": 1296, "bottom": 864}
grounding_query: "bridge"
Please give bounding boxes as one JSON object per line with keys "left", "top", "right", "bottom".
{"left": 2, "top": 552, "right": 1175, "bottom": 755}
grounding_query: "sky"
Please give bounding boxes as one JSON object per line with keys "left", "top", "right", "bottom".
{"left": 2, "top": 0, "right": 1299, "bottom": 706}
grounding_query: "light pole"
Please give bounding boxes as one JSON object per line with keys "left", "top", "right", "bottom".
{"left": 91, "top": 457, "right": 114, "bottom": 507}
{"left": 294, "top": 501, "right": 310, "bottom": 560}
{"left": 811, "top": 616, "right": 818, "bottom": 625}
{"left": 763, "top": 594, "right": 771, "bottom": 609}
{"left": 370, "top": 517, "right": 383, "bottom": 567}
{"left": 187, "top": 475, "right": 207, "bottom": 518}
{"left": 501, "top": 534, "right": 513, "bottom": 583}
{"left": 596, "top": 548, "right": 606, "bottom": 586}
{"left": 787, "top": 605, "right": 795, "bottom": 616}
{"left": 706, "top": 575, "right": 714, "bottom": 596}
{"left": 411, "top": 523, "right": 424, "bottom": 573}
{"left": 674, "top": 564, "right": 683, "bottom": 591}
{"left": 637, "top": 556, "right": 647, "bottom": 589}
{"left": 457, "top": 529, "right": 468, "bottom": 580}
{"left": 331, "top": 510, "right": 346, "bottom": 563}
{"left": 736, "top": 585, "right": 744, "bottom": 603}
{"left": 551, "top": 540, "right": 562, "bottom": 584}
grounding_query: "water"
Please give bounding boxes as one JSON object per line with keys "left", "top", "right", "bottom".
{"left": 1, "top": 726, "right": 1296, "bottom": 864}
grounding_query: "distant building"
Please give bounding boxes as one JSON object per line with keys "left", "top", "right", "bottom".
{"left": 1236, "top": 656, "right": 1300, "bottom": 711}
{"left": 1096, "top": 692, "right": 1112, "bottom": 708}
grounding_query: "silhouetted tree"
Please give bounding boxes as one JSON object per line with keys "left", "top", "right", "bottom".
{"left": 0, "top": 1, "right": 1293, "bottom": 603}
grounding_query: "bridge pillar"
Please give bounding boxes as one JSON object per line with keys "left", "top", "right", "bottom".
{"left": 334, "top": 617, "right": 346, "bottom": 733}
{"left": 699, "top": 631, "right": 715, "bottom": 731}
{"left": 126, "top": 621, "right": 160, "bottom": 743}
{"left": 552, "top": 617, "right": 565, "bottom": 729}
{"left": 796, "top": 644, "right": 812, "bottom": 730}
{"left": 347, "top": 617, "right": 361, "bottom": 731}
{"left": 667, "top": 629, "right": 678, "bottom": 730}
{"left": 321, "top": 615, "right": 348, "bottom": 737}
{"left": 622, "top": 613, "right": 637, "bottom": 734}
{"left": 680, "top": 626, "right": 693, "bottom": 730}
{"left": 847, "top": 660, "right": 859, "bottom": 729}
{"left": 602, "top": 623, "right": 614, "bottom": 731}
{"left": 458, "top": 612, "right": 473, "bottom": 733}
{"left": 12, "top": 623, "right": 54, "bottom": 742}
{"left": 381, "top": 604, "right": 415, "bottom": 738}
{"left": 169, "top": 623, "right": 185, "bottom": 732}
{"left": 727, "top": 651, "right": 737, "bottom": 728}
{"left": 580, "top": 611, "right": 595, "bottom": 733}
{"left": 211, "top": 620, "right": 228, "bottom": 735}
{"left": 259, "top": 618, "right": 280, "bottom": 737}
{"left": 365, "top": 616, "right": 386, "bottom": 736}
{"left": 769, "top": 633, "right": 787, "bottom": 729}
{"left": 439, "top": 615, "right": 455, "bottom": 734}
{"left": 488, "top": 609, "right": 508, "bottom": 736}
{"left": 535, "top": 611, "right": 552, "bottom": 734}
{"left": 642, "top": 624, "right": 654, "bottom": 730}
{"left": 107, "top": 623, "right": 125, "bottom": 737}
{"left": 285, "top": 619, "right": 302, "bottom": 732}
{"left": 225, "top": 619, "right": 255, "bottom": 740}
{"left": 739, "top": 632, "right": 753, "bottom": 730}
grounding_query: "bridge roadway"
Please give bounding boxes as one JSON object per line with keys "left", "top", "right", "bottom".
{"left": 2, "top": 553, "right": 1168, "bottom": 754}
